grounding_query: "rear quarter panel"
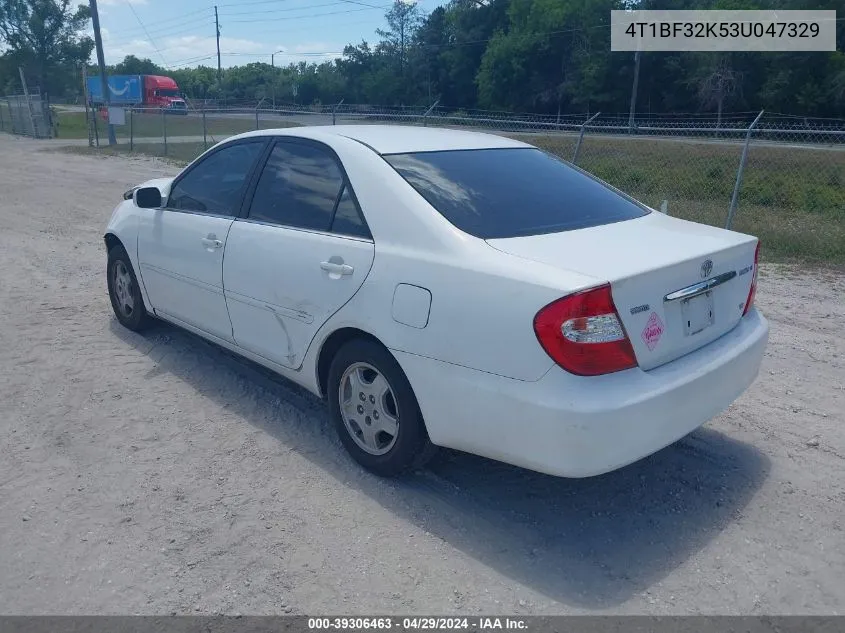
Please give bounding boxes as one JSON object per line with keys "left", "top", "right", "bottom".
{"left": 314, "top": 245, "right": 604, "bottom": 382}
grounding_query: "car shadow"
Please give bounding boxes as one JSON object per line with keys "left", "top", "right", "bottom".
{"left": 110, "top": 319, "right": 771, "bottom": 609}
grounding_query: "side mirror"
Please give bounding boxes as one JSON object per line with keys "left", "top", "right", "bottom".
{"left": 134, "top": 186, "right": 162, "bottom": 209}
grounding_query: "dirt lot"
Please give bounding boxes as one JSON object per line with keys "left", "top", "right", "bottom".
{"left": 0, "top": 133, "right": 843, "bottom": 616}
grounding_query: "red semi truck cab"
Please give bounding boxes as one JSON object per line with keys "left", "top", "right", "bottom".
{"left": 143, "top": 75, "right": 187, "bottom": 113}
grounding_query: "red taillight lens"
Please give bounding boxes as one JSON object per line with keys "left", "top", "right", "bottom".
{"left": 533, "top": 284, "right": 638, "bottom": 376}
{"left": 742, "top": 242, "right": 760, "bottom": 316}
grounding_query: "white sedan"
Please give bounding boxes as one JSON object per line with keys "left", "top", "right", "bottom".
{"left": 104, "top": 125, "right": 769, "bottom": 478}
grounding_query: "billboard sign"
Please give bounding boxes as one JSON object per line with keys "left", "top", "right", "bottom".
{"left": 86, "top": 75, "right": 143, "bottom": 105}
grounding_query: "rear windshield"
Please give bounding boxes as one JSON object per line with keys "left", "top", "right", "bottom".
{"left": 384, "top": 148, "right": 649, "bottom": 239}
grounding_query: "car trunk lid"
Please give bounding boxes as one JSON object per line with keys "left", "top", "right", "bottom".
{"left": 487, "top": 212, "right": 758, "bottom": 371}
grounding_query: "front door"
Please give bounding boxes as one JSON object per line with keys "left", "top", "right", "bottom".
{"left": 223, "top": 139, "right": 375, "bottom": 369}
{"left": 136, "top": 138, "right": 267, "bottom": 342}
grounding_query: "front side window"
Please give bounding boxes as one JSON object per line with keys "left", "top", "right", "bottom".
{"left": 168, "top": 141, "right": 264, "bottom": 216}
{"left": 248, "top": 142, "right": 346, "bottom": 232}
{"left": 384, "top": 148, "right": 649, "bottom": 239}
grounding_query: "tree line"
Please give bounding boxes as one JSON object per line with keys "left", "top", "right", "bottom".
{"left": 1, "top": 0, "right": 844, "bottom": 117}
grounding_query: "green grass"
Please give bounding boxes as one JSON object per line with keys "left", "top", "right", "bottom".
{"left": 508, "top": 133, "right": 845, "bottom": 265}
{"left": 52, "top": 109, "right": 299, "bottom": 141}
{"left": 54, "top": 142, "right": 204, "bottom": 166}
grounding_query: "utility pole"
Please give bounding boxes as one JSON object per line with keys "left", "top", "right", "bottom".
{"left": 271, "top": 50, "right": 284, "bottom": 109}
{"left": 628, "top": 49, "right": 641, "bottom": 135}
{"left": 215, "top": 5, "right": 222, "bottom": 82}
{"left": 89, "top": 0, "right": 116, "bottom": 145}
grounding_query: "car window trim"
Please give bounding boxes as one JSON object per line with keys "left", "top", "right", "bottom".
{"left": 165, "top": 136, "right": 271, "bottom": 219}
{"left": 241, "top": 136, "right": 372, "bottom": 239}
{"left": 235, "top": 216, "right": 374, "bottom": 243}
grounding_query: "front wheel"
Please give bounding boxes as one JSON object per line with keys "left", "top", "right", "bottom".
{"left": 107, "top": 245, "right": 153, "bottom": 331}
{"left": 327, "top": 339, "right": 436, "bottom": 476}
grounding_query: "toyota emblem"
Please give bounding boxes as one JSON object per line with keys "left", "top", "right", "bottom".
{"left": 701, "top": 259, "right": 713, "bottom": 278}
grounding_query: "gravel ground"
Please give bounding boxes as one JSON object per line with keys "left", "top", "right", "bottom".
{"left": 0, "top": 133, "right": 843, "bottom": 616}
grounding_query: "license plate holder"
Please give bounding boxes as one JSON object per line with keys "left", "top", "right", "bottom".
{"left": 681, "top": 291, "right": 714, "bottom": 336}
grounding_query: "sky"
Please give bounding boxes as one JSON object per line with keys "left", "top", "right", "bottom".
{"left": 93, "top": 0, "right": 447, "bottom": 70}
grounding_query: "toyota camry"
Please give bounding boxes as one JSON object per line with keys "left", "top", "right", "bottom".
{"left": 104, "top": 125, "right": 769, "bottom": 478}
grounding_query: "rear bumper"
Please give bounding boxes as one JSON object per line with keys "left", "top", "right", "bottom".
{"left": 394, "top": 309, "right": 769, "bottom": 478}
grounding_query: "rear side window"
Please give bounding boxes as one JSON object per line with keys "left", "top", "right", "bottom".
{"left": 384, "top": 148, "right": 649, "bottom": 239}
{"left": 331, "top": 186, "right": 370, "bottom": 238}
{"left": 248, "top": 142, "right": 343, "bottom": 231}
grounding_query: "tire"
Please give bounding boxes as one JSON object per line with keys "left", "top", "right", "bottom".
{"left": 107, "top": 245, "right": 153, "bottom": 332}
{"left": 327, "top": 339, "right": 436, "bottom": 476}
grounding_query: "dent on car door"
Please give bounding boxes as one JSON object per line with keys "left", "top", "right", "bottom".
{"left": 136, "top": 139, "right": 266, "bottom": 342}
{"left": 223, "top": 139, "right": 375, "bottom": 369}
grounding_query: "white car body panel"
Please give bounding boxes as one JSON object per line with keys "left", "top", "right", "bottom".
{"left": 394, "top": 308, "right": 768, "bottom": 477}
{"left": 137, "top": 210, "right": 236, "bottom": 343}
{"left": 223, "top": 221, "right": 375, "bottom": 369}
{"left": 488, "top": 211, "right": 758, "bottom": 370}
{"left": 104, "top": 125, "right": 769, "bottom": 478}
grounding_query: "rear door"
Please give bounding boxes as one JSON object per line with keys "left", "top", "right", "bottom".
{"left": 223, "top": 138, "right": 375, "bottom": 369}
{"left": 136, "top": 138, "right": 266, "bottom": 342}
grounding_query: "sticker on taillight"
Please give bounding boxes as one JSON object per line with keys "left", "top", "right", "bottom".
{"left": 641, "top": 312, "right": 665, "bottom": 351}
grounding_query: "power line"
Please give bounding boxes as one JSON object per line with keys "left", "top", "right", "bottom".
{"left": 169, "top": 54, "right": 218, "bottom": 67}
{"left": 238, "top": 15, "right": 382, "bottom": 38}
{"left": 228, "top": 6, "right": 381, "bottom": 24}
{"left": 122, "top": 20, "right": 216, "bottom": 42}
{"left": 217, "top": 0, "right": 297, "bottom": 8}
{"left": 226, "top": 51, "right": 344, "bottom": 57}
{"left": 120, "top": 7, "right": 215, "bottom": 35}
{"left": 155, "top": 30, "right": 222, "bottom": 53}
{"left": 219, "top": 1, "right": 370, "bottom": 18}
{"left": 126, "top": 0, "right": 170, "bottom": 68}
{"left": 335, "top": 0, "right": 389, "bottom": 9}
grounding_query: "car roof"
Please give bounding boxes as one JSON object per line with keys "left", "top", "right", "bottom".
{"left": 233, "top": 124, "right": 533, "bottom": 155}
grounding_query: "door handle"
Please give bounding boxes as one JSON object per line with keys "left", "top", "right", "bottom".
{"left": 201, "top": 237, "right": 223, "bottom": 249}
{"left": 320, "top": 261, "right": 354, "bottom": 276}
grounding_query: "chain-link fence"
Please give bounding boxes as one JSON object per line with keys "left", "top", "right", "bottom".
{"left": 49, "top": 103, "right": 845, "bottom": 262}
{"left": 0, "top": 93, "right": 53, "bottom": 138}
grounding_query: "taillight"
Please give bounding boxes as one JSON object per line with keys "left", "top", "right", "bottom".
{"left": 742, "top": 242, "right": 760, "bottom": 316}
{"left": 533, "top": 284, "right": 638, "bottom": 376}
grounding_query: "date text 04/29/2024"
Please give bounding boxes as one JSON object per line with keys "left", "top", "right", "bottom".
{"left": 307, "top": 617, "right": 528, "bottom": 630}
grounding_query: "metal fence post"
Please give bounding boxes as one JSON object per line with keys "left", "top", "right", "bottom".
{"left": 423, "top": 99, "right": 440, "bottom": 127}
{"left": 255, "top": 108, "right": 259, "bottom": 131}
{"left": 0, "top": 101, "right": 5, "bottom": 132}
{"left": 572, "top": 111, "right": 600, "bottom": 165}
{"left": 92, "top": 105, "right": 100, "bottom": 147}
{"left": 45, "top": 92, "right": 55, "bottom": 138}
{"left": 202, "top": 108, "right": 207, "bottom": 150}
{"left": 332, "top": 98, "right": 344, "bottom": 125}
{"left": 725, "top": 110, "right": 764, "bottom": 230}
{"left": 129, "top": 107, "right": 134, "bottom": 152}
{"left": 162, "top": 108, "right": 167, "bottom": 156}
